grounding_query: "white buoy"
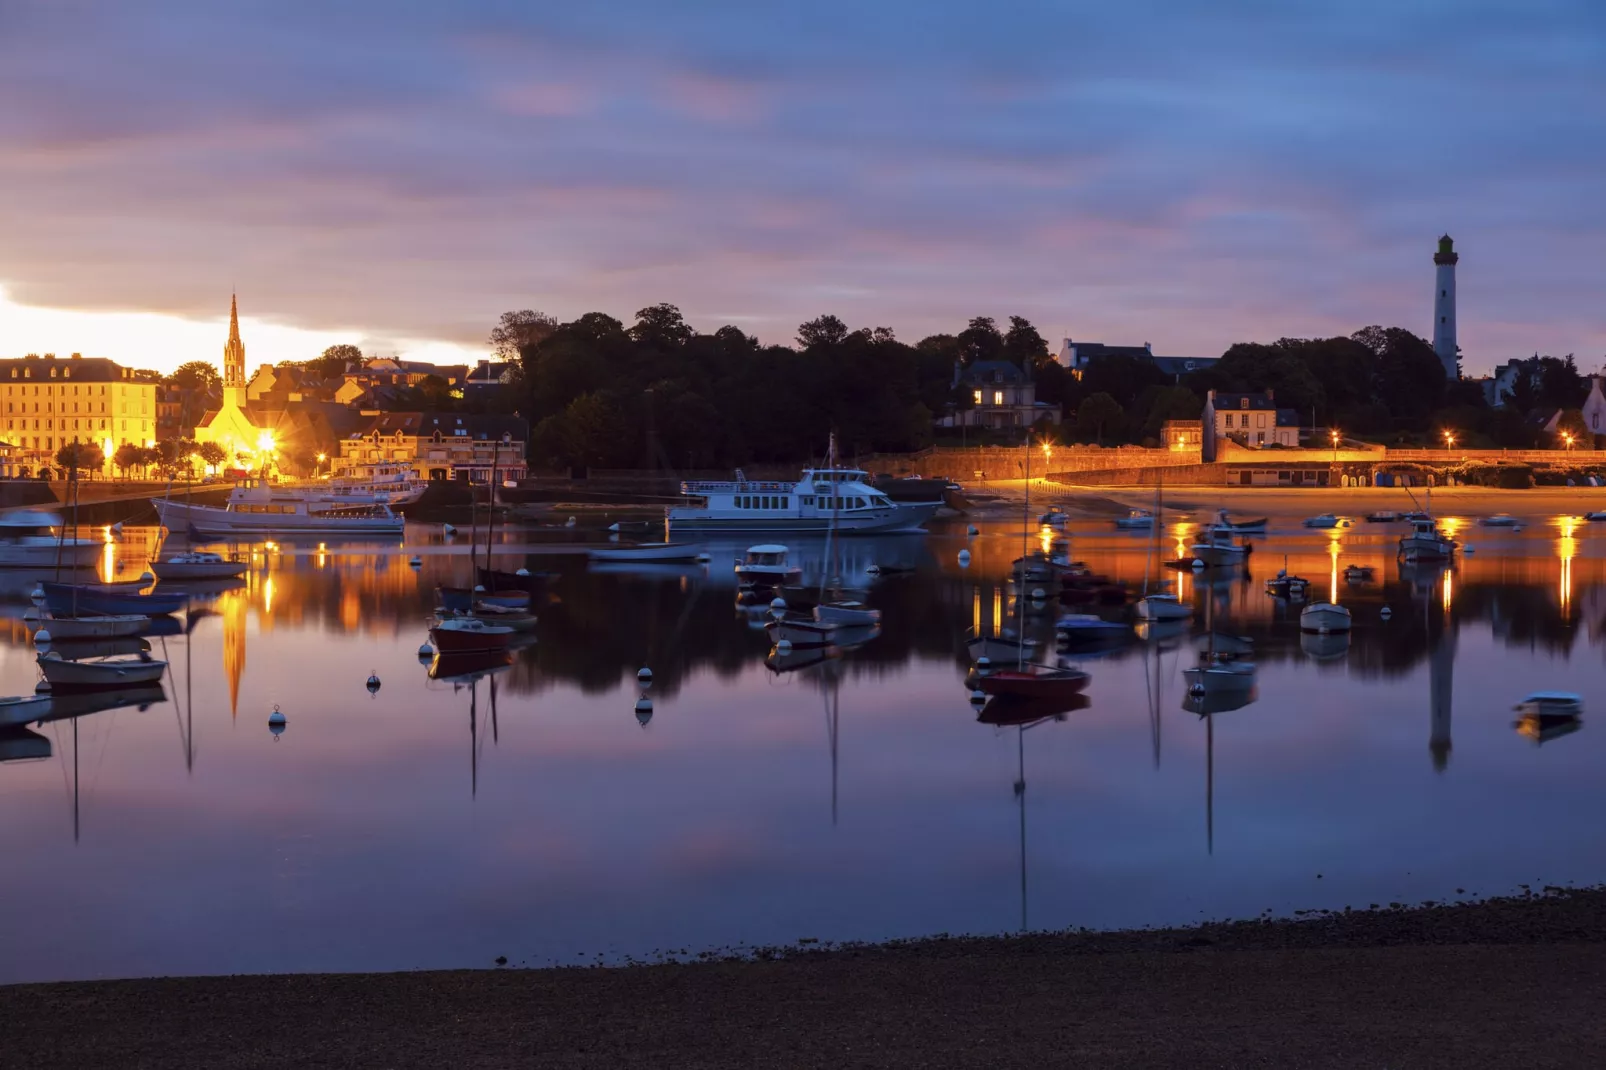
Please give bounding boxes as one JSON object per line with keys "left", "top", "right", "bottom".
{"left": 366, "top": 672, "right": 381, "bottom": 693}
{"left": 1381, "top": 607, "right": 1393, "bottom": 620}
{"left": 695, "top": 553, "right": 711, "bottom": 563}
{"left": 417, "top": 642, "right": 434, "bottom": 658}
{"left": 637, "top": 667, "right": 653, "bottom": 687}
{"left": 1192, "top": 558, "right": 1205, "bottom": 569}
{"left": 268, "top": 705, "right": 286, "bottom": 738}
{"left": 1463, "top": 544, "right": 1475, "bottom": 554}
{"left": 33, "top": 629, "right": 51, "bottom": 645}
{"left": 409, "top": 555, "right": 422, "bottom": 568}
{"left": 770, "top": 596, "right": 787, "bottom": 614}
{"left": 443, "top": 523, "right": 457, "bottom": 536}
{"left": 565, "top": 516, "right": 577, "bottom": 528}
{"left": 958, "top": 549, "right": 972, "bottom": 567}
{"left": 473, "top": 584, "right": 486, "bottom": 593}
{"left": 111, "top": 521, "right": 124, "bottom": 534}
{"left": 29, "top": 585, "right": 44, "bottom": 604}
{"left": 866, "top": 564, "right": 882, "bottom": 575}
{"left": 635, "top": 698, "right": 653, "bottom": 726}
{"left": 776, "top": 638, "right": 793, "bottom": 654}
{"left": 967, "top": 524, "right": 979, "bottom": 536}
{"left": 1030, "top": 587, "right": 1047, "bottom": 600}
{"left": 515, "top": 568, "right": 530, "bottom": 577}
{"left": 975, "top": 656, "right": 993, "bottom": 675}
{"left": 970, "top": 689, "right": 987, "bottom": 705}
{"left": 1189, "top": 682, "right": 1206, "bottom": 698}
{"left": 23, "top": 607, "right": 39, "bottom": 621}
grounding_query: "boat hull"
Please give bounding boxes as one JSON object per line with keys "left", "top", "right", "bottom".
{"left": 33, "top": 614, "right": 149, "bottom": 639}
{"left": 1135, "top": 597, "right": 1192, "bottom": 621}
{"left": 966, "top": 635, "right": 1038, "bottom": 663}
{"left": 813, "top": 601, "right": 881, "bottom": 627}
{"left": 428, "top": 623, "right": 513, "bottom": 655}
{"left": 735, "top": 566, "right": 802, "bottom": 588}
{"left": 37, "top": 655, "right": 167, "bottom": 690}
{"left": 1299, "top": 604, "right": 1353, "bottom": 634}
{"left": 766, "top": 618, "right": 838, "bottom": 647}
{"left": 154, "top": 499, "right": 404, "bottom": 536}
{"left": 150, "top": 559, "right": 249, "bottom": 581}
{"left": 587, "top": 543, "right": 705, "bottom": 563}
{"left": 977, "top": 669, "right": 1091, "bottom": 700}
{"left": 0, "top": 696, "right": 54, "bottom": 728}
{"left": 437, "top": 587, "right": 530, "bottom": 613}
{"left": 0, "top": 539, "right": 100, "bottom": 569}
{"left": 42, "top": 583, "right": 185, "bottom": 617}
{"left": 669, "top": 502, "right": 938, "bottom": 534}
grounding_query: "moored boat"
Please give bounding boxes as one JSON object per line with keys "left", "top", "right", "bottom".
{"left": 1398, "top": 516, "right": 1457, "bottom": 561}
{"left": 440, "top": 603, "right": 538, "bottom": 631}
{"left": 1365, "top": 510, "right": 1401, "bottom": 523}
{"left": 30, "top": 614, "right": 149, "bottom": 640}
{"left": 0, "top": 510, "right": 100, "bottom": 569}
{"left": 1134, "top": 593, "right": 1192, "bottom": 621}
{"left": 1113, "top": 509, "right": 1154, "bottom": 530}
{"left": 1188, "top": 528, "right": 1250, "bottom": 567}
{"left": 671, "top": 447, "right": 936, "bottom": 534}
{"left": 0, "top": 694, "right": 54, "bottom": 728}
{"left": 813, "top": 600, "right": 880, "bottom": 627}
{"left": 587, "top": 542, "right": 706, "bottom": 563}
{"left": 1343, "top": 564, "right": 1375, "bottom": 583}
{"left": 735, "top": 544, "right": 803, "bottom": 588}
{"left": 150, "top": 551, "right": 249, "bottom": 581}
{"left": 1303, "top": 513, "right": 1339, "bottom": 529}
{"left": 1265, "top": 572, "right": 1311, "bottom": 600}
{"left": 976, "top": 664, "right": 1091, "bottom": 700}
{"left": 428, "top": 617, "right": 514, "bottom": 655}
{"left": 765, "top": 616, "right": 838, "bottom": 648}
{"left": 436, "top": 586, "right": 530, "bottom": 613}
{"left": 41, "top": 583, "right": 185, "bottom": 617}
{"left": 1038, "top": 506, "right": 1069, "bottom": 527}
{"left": 36, "top": 650, "right": 167, "bottom": 690}
{"left": 965, "top": 632, "right": 1039, "bottom": 663}
{"left": 1054, "top": 614, "right": 1129, "bottom": 640}
{"left": 1514, "top": 691, "right": 1583, "bottom": 719}
{"left": 1479, "top": 514, "right": 1518, "bottom": 527}
{"left": 1208, "top": 512, "right": 1267, "bottom": 535}
{"left": 153, "top": 478, "right": 404, "bottom": 536}
{"left": 1299, "top": 601, "right": 1353, "bottom": 634}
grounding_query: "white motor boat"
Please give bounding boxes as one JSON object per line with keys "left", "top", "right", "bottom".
{"left": 1038, "top": 506, "right": 1069, "bottom": 527}
{"left": 813, "top": 600, "right": 881, "bottom": 627}
{"left": 1135, "top": 593, "right": 1192, "bottom": 621}
{"left": 153, "top": 478, "right": 404, "bottom": 536}
{"left": 1188, "top": 529, "right": 1250, "bottom": 567}
{"left": 587, "top": 542, "right": 705, "bottom": 563}
{"left": 150, "top": 551, "right": 249, "bottom": 581}
{"left": 734, "top": 545, "right": 803, "bottom": 587}
{"left": 32, "top": 614, "right": 150, "bottom": 640}
{"left": 0, "top": 510, "right": 100, "bottom": 569}
{"left": 1299, "top": 601, "right": 1353, "bottom": 634}
{"left": 1303, "top": 514, "right": 1339, "bottom": 529}
{"left": 1398, "top": 516, "right": 1457, "bottom": 561}
{"left": 36, "top": 650, "right": 167, "bottom": 689}
{"left": 1113, "top": 510, "right": 1154, "bottom": 530}
{"left": 1479, "top": 514, "right": 1518, "bottom": 527}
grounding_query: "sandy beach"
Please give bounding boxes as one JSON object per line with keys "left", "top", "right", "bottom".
{"left": 4, "top": 890, "right": 1604, "bottom": 1069}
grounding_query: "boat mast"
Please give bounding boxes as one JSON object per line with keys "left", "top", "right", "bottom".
{"left": 485, "top": 437, "right": 501, "bottom": 588}
{"left": 1015, "top": 725, "right": 1027, "bottom": 932}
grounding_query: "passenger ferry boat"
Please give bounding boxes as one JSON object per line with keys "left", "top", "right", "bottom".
{"left": 670, "top": 466, "right": 937, "bottom": 534}
{"left": 153, "top": 479, "right": 405, "bottom": 536}
{"left": 313, "top": 463, "right": 428, "bottom": 507}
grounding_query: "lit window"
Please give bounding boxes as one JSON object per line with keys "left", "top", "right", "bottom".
{"left": 993, "top": 390, "right": 1004, "bottom": 406}
{"left": 972, "top": 389, "right": 982, "bottom": 404}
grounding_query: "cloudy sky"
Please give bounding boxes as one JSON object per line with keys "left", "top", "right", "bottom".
{"left": 1, "top": 0, "right": 1602, "bottom": 375}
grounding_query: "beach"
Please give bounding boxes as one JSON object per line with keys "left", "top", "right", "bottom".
{"left": 4, "top": 891, "right": 1604, "bottom": 1068}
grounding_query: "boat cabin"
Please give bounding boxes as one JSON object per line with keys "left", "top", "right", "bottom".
{"left": 742, "top": 545, "right": 790, "bottom": 566}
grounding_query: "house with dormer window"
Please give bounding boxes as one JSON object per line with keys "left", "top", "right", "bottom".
{"left": 941, "top": 361, "right": 1061, "bottom": 431}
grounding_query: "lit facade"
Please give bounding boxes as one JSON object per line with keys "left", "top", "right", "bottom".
{"left": 336, "top": 412, "right": 529, "bottom": 482}
{"left": 0, "top": 354, "right": 157, "bottom": 476}
{"left": 194, "top": 294, "right": 277, "bottom": 470}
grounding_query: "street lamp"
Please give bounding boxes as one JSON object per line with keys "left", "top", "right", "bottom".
{"left": 1329, "top": 428, "right": 1340, "bottom": 463}
{"left": 1443, "top": 430, "right": 1455, "bottom": 451}
{"left": 1563, "top": 431, "right": 1576, "bottom": 452}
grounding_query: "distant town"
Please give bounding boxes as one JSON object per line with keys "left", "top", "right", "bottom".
{"left": 4, "top": 235, "right": 1602, "bottom": 490}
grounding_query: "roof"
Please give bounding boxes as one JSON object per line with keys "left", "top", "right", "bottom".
{"left": 347, "top": 411, "right": 529, "bottom": 442}
{"left": 961, "top": 361, "right": 1027, "bottom": 384}
{"left": 1215, "top": 392, "right": 1278, "bottom": 411}
{"left": 1275, "top": 408, "right": 1299, "bottom": 427}
{"left": 0, "top": 355, "right": 143, "bottom": 382}
{"left": 1153, "top": 356, "right": 1218, "bottom": 377}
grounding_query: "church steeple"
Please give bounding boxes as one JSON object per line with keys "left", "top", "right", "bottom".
{"left": 223, "top": 293, "right": 246, "bottom": 387}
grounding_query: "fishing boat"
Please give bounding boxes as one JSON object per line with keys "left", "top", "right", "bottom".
{"left": 150, "top": 551, "right": 249, "bottom": 581}
{"left": 1038, "top": 506, "right": 1069, "bottom": 527}
{"left": 735, "top": 545, "right": 803, "bottom": 588}
{"left": 587, "top": 542, "right": 706, "bottom": 563}
{"left": 1188, "top": 527, "right": 1250, "bottom": 567}
{"left": 428, "top": 617, "right": 514, "bottom": 655}
{"left": 1343, "top": 564, "right": 1375, "bottom": 583}
{"left": 1299, "top": 601, "right": 1352, "bottom": 634}
{"left": 1479, "top": 514, "right": 1518, "bottom": 527}
{"left": 977, "top": 663, "right": 1091, "bottom": 700}
{"left": 153, "top": 479, "right": 404, "bottom": 536}
{"left": 36, "top": 650, "right": 167, "bottom": 690}
{"left": 1265, "top": 571, "right": 1311, "bottom": 600}
{"left": 0, "top": 510, "right": 100, "bottom": 569}
{"left": 1055, "top": 614, "right": 1130, "bottom": 641}
{"left": 1398, "top": 516, "right": 1456, "bottom": 561}
{"left": 0, "top": 694, "right": 54, "bottom": 728}
{"left": 41, "top": 582, "right": 186, "bottom": 617}
{"left": 1113, "top": 509, "right": 1154, "bottom": 530}
{"left": 1303, "top": 513, "right": 1339, "bottom": 529}
{"left": 30, "top": 614, "right": 149, "bottom": 640}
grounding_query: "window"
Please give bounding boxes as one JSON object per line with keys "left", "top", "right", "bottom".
{"left": 1256, "top": 432, "right": 1265, "bottom": 445}
{"left": 992, "top": 390, "right": 1004, "bottom": 406}
{"left": 781, "top": 497, "right": 788, "bottom": 509}
{"left": 1223, "top": 414, "right": 1233, "bottom": 428}
{"left": 972, "top": 389, "right": 982, "bottom": 405}
{"left": 1256, "top": 414, "right": 1265, "bottom": 428}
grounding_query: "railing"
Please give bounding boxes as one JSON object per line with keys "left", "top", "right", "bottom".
{"left": 680, "top": 480, "right": 796, "bottom": 493}
{"left": 1384, "top": 449, "right": 1606, "bottom": 463}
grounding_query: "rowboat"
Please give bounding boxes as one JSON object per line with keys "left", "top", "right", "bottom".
{"left": 587, "top": 542, "right": 706, "bottom": 563}
{"left": 439, "top": 603, "right": 538, "bottom": 632}
{"left": 813, "top": 600, "right": 881, "bottom": 627}
{"left": 1479, "top": 514, "right": 1518, "bottom": 527}
{"left": 42, "top": 583, "right": 186, "bottom": 617}
{"left": 150, "top": 551, "right": 249, "bottom": 581}
{"left": 976, "top": 664, "right": 1091, "bottom": 700}
{"left": 34, "top": 636, "right": 152, "bottom": 661}
{"left": 965, "top": 633, "right": 1040, "bottom": 664}
{"left": 428, "top": 617, "right": 514, "bottom": 655}
{"left": 1207, "top": 513, "right": 1267, "bottom": 535}
{"left": 36, "top": 650, "right": 168, "bottom": 690}
{"left": 1303, "top": 514, "right": 1339, "bottom": 529}
{"left": 0, "top": 694, "right": 54, "bottom": 728}
{"left": 766, "top": 616, "right": 838, "bottom": 648}
{"left": 1299, "top": 602, "right": 1352, "bottom": 634}
{"left": 30, "top": 614, "right": 150, "bottom": 640}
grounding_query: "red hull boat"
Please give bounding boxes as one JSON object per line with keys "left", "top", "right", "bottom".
{"left": 429, "top": 618, "right": 513, "bottom": 655}
{"left": 977, "top": 665, "right": 1091, "bottom": 700}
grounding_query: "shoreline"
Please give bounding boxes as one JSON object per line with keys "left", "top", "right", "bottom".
{"left": 6, "top": 890, "right": 1605, "bottom": 1068}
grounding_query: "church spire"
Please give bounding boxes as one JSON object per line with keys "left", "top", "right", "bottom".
{"left": 223, "top": 292, "right": 246, "bottom": 387}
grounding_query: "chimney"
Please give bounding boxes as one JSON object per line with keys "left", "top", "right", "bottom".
{"left": 1266, "top": 388, "right": 1275, "bottom": 402}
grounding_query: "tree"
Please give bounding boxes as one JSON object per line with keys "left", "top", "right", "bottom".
{"left": 1076, "top": 393, "right": 1125, "bottom": 444}
{"left": 1003, "top": 315, "right": 1050, "bottom": 372}
{"left": 168, "top": 361, "right": 221, "bottom": 393}
{"left": 797, "top": 314, "right": 850, "bottom": 350}
{"left": 55, "top": 441, "right": 105, "bottom": 478}
{"left": 197, "top": 441, "right": 227, "bottom": 471}
{"left": 113, "top": 442, "right": 144, "bottom": 478}
{"left": 315, "top": 344, "right": 364, "bottom": 379}
{"left": 489, "top": 310, "right": 558, "bottom": 360}
{"left": 629, "top": 304, "right": 694, "bottom": 349}
{"left": 956, "top": 316, "right": 1004, "bottom": 365}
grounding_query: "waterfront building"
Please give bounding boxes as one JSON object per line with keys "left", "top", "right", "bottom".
{"left": 942, "top": 361, "right": 1061, "bottom": 430}
{"left": 1432, "top": 234, "right": 1459, "bottom": 379}
{"left": 1205, "top": 389, "right": 1298, "bottom": 448}
{"left": 1583, "top": 377, "right": 1606, "bottom": 436}
{"left": 0, "top": 353, "right": 158, "bottom": 476}
{"left": 194, "top": 294, "right": 277, "bottom": 470}
{"left": 336, "top": 412, "right": 529, "bottom": 483}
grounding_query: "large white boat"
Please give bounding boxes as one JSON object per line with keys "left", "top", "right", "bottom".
{"left": 308, "top": 464, "right": 428, "bottom": 506}
{"left": 153, "top": 480, "right": 405, "bottom": 536}
{"left": 670, "top": 465, "right": 937, "bottom": 534}
{"left": 1398, "top": 516, "right": 1456, "bottom": 561}
{"left": 0, "top": 510, "right": 100, "bottom": 569}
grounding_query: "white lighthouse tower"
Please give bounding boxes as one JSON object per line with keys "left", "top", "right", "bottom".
{"left": 1432, "top": 234, "right": 1458, "bottom": 378}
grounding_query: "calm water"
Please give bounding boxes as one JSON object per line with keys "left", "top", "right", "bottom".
{"left": 1, "top": 513, "right": 1602, "bottom": 983}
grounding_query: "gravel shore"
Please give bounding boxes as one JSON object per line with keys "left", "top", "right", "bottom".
{"left": 5, "top": 890, "right": 1605, "bottom": 1068}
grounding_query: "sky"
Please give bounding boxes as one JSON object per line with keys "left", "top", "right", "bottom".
{"left": 1, "top": 0, "right": 1603, "bottom": 377}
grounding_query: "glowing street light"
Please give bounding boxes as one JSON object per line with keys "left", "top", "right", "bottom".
{"left": 1563, "top": 431, "right": 1576, "bottom": 452}
{"left": 1443, "top": 429, "right": 1455, "bottom": 450}
{"left": 1330, "top": 428, "right": 1340, "bottom": 462}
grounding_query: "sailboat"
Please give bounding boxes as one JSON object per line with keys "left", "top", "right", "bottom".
{"left": 813, "top": 445, "right": 881, "bottom": 629}
{"left": 1134, "top": 476, "right": 1190, "bottom": 621}
{"left": 1183, "top": 578, "right": 1255, "bottom": 697}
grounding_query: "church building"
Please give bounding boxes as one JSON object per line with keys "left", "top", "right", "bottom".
{"left": 193, "top": 294, "right": 277, "bottom": 470}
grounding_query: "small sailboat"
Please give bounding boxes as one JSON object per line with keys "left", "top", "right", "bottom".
{"left": 1037, "top": 506, "right": 1069, "bottom": 527}
{"left": 587, "top": 542, "right": 706, "bottom": 563}
{"left": 766, "top": 616, "right": 838, "bottom": 648}
{"left": 1188, "top": 527, "right": 1250, "bottom": 567}
{"left": 1207, "top": 511, "right": 1267, "bottom": 535}
{"left": 1342, "top": 564, "right": 1375, "bottom": 583}
{"left": 41, "top": 582, "right": 185, "bottom": 617}
{"left": 31, "top": 614, "right": 150, "bottom": 640}
{"left": 1183, "top": 583, "right": 1256, "bottom": 696}
{"left": 1299, "top": 601, "right": 1352, "bottom": 634}
{"left": 1265, "top": 570, "right": 1311, "bottom": 600}
{"left": 1054, "top": 614, "right": 1130, "bottom": 640}
{"left": 1478, "top": 513, "right": 1518, "bottom": 527}
{"left": 1113, "top": 509, "right": 1154, "bottom": 530}
{"left": 36, "top": 650, "right": 167, "bottom": 690}
{"left": 976, "top": 662, "right": 1091, "bottom": 700}
{"left": 428, "top": 617, "right": 514, "bottom": 655}
{"left": 150, "top": 551, "right": 249, "bottom": 581}
{"left": 965, "top": 632, "right": 1039, "bottom": 663}
{"left": 1303, "top": 513, "right": 1339, "bottom": 529}
{"left": 1135, "top": 477, "right": 1190, "bottom": 621}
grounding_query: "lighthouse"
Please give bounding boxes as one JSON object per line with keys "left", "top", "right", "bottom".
{"left": 1432, "top": 235, "right": 1458, "bottom": 378}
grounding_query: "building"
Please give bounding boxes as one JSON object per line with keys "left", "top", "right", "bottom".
{"left": 1583, "top": 377, "right": 1606, "bottom": 436}
{"left": 336, "top": 412, "right": 529, "bottom": 483}
{"left": 0, "top": 353, "right": 158, "bottom": 476}
{"left": 1205, "top": 389, "right": 1298, "bottom": 448}
{"left": 1055, "top": 339, "right": 1218, "bottom": 382}
{"left": 1160, "top": 419, "right": 1203, "bottom": 451}
{"left": 942, "top": 361, "right": 1061, "bottom": 430}
{"left": 193, "top": 294, "right": 280, "bottom": 471}
{"left": 464, "top": 360, "right": 514, "bottom": 402}
{"left": 1432, "top": 234, "right": 1459, "bottom": 379}
{"left": 1480, "top": 356, "right": 1539, "bottom": 408}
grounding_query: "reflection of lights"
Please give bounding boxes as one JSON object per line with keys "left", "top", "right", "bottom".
{"left": 992, "top": 587, "right": 1002, "bottom": 633}
{"left": 1442, "top": 569, "right": 1453, "bottom": 612}
{"left": 100, "top": 539, "right": 115, "bottom": 584}
{"left": 263, "top": 577, "right": 275, "bottom": 615}
{"left": 101, "top": 524, "right": 112, "bottom": 543}
{"left": 1037, "top": 527, "right": 1053, "bottom": 555}
{"left": 1328, "top": 534, "right": 1341, "bottom": 603}
{"left": 972, "top": 586, "right": 981, "bottom": 633}
{"left": 1559, "top": 518, "right": 1577, "bottom": 615}
{"left": 1439, "top": 517, "right": 1463, "bottom": 539}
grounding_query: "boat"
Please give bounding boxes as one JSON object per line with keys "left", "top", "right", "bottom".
{"left": 1343, "top": 564, "right": 1375, "bottom": 583}
{"left": 0, "top": 510, "right": 100, "bottom": 569}
{"left": 0, "top": 694, "right": 54, "bottom": 728}
{"left": 1188, "top": 527, "right": 1250, "bottom": 567}
{"left": 428, "top": 617, "right": 514, "bottom": 655}
{"left": 1183, "top": 650, "right": 1257, "bottom": 694}
{"left": 1479, "top": 514, "right": 1518, "bottom": 527}
{"left": 1010, "top": 551, "right": 1059, "bottom": 584}
{"left": 1299, "top": 601, "right": 1352, "bottom": 634}
{"left": 436, "top": 586, "right": 530, "bottom": 613}
{"left": 1365, "top": 511, "right": 1401, "bottom": 523}
{"left": 304, "top": 463, "right": 428, "bottom": 507}
{"left": 977, "top": 663, "right": 1091, "bottom": 700}
{"left": 977, "top": 693, "right": 1090, "bottom": 727}
{"left": 1516, "top": 712, "right": 1582, "bottom": 744}
{"left": 41, "top": 582, "right": 185, "bottom": 617}
{"left": 34, "top": 635, "right": 152, "bottom": 661}
{"left": 1585, "top": 511, "right": 1606, "bottom": 522}
{"left": 1265, "top": 571, "right": 1311, "bottom": 600}
{"left": 735, "top": 544, "right": 803, "bottom": 588}
{"left": 36, "top": 650, "right": 167, "bottom": 690}
{"left": 1038, "top": 506, "right": 1069, "bottom": 527}
{"left": 813, "top": 600, "right": 881, "bottom": 627}
{"left": 1113, "top": 509, "right": 1155, "bottom": 531}
{"left": 1514, "top": 691, "right": 1583, "bottom": 719}
{"left": 1134, "top": 592, "right": 1191, "bottom": 621}
{"left": 30, "top": 614, "right": 149, "bottom": 640}
{"left": 966, "top": 633, "right": 1039, "bottom": 663}
{"left": 1208, "top": 512, "right": 1268, "bottom": 535}
{"left": 765, "top": 616, "right": 838, "bottom": 648}
{"left": 442, "top": 603, "right": 538, "bottom": 631}
{"left": 474, "top": 566, "right": 554, "bottom": 589}
{"left": 1300, "top": 630, "right": 1351, "bottom": 661}
{"left": 153, "top": 478, "right": 405, "bottom": 536}
{"left": 150, "top": 551, "right": 249, "bottom": 581}
{"left": 1055, "top": 614, "right": 1130, "bottom": 640}
{"left": 1398, "top": 516, "right": 1457, "bottom": 561}
{"left": 670, "top": 438, "right": 937, "bottom": 534}
{"left": 587, "top": 542, "right": 705, "bottom": 563}
{"left": 1303, "top": 514, "right": 1339, "bottom": 529}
